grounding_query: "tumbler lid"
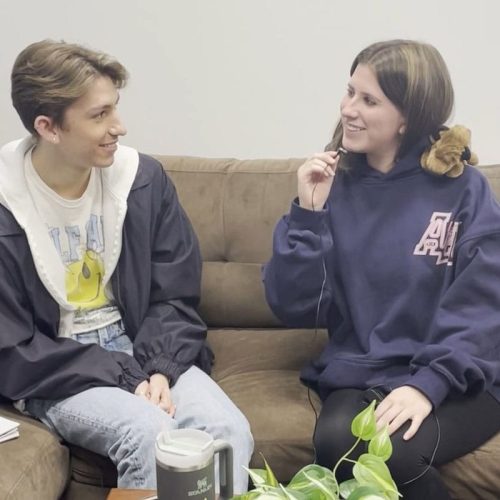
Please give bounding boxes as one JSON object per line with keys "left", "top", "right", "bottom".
{"left": 156, "top": 429, "right": 213, "bottom": 469}
{"left": 158, "top": 429, "right": 212, "bottom": 455}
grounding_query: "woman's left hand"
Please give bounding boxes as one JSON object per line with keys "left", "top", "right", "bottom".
{"left": 374, "top": 386, "right": 432, "bottom": 440}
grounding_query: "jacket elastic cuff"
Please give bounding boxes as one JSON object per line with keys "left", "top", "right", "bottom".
{"left": 405, "top": 367, "right": 451, "bottom": 408}
{"left": 120, "top": 366, "right": 149, "bottom": 393}
{"left": 142, "top": 356, "right": 184, "bottom": 387}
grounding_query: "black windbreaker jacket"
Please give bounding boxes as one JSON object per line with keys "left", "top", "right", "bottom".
{"left": 0, "top": 153, "right": 212, "bottom": 402}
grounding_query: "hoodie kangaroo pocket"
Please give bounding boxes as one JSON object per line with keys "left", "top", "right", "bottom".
{"left": 317, "top": 356, "right": 407, "bottom": 391}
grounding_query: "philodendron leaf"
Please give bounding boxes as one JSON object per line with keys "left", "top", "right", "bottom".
{"left": 278, "top": 484, "right": 309, "bottom": 500}
{"left": 346, "top": 485, "right": 387, "bottom": 500}
{"left": 287, "top": 464, "right": 338, "bottom": 499}
{"left": 351, "top": 401, "right": 377, "bottom": 441}
{"left": 352, "top": 454, "right": 400, "bottom": 499}
{"left": 262, "top": 456, "right": 279, "bottom": 487}
{"left": 339, "top": 478, "right": 359, "bottom": 498}
{"left": 246, "top": 492, "right": 287, "bottom": 499}
{"left": 245, "top": 467, "right": 268, "bottom": 487}
{"left": 367, "top": 426, "right": 392, "bottom": 462}
{"left": 231, "top": 491, "right": 267, "bottom": 500}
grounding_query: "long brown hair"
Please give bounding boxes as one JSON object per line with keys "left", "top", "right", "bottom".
{"left": 326, "top": 40, "right": 454, "bottom": 165}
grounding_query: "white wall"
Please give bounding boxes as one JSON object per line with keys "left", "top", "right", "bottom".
{"left": 1, "top": 0, "right": 499, "bottom": 163}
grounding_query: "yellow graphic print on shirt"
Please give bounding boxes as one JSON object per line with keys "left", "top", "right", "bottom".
{"left": 66, "top": 249, "right": 108, "bottom": 309}
{"left": 48, "top": 214, "right": 108, "bottom": 310}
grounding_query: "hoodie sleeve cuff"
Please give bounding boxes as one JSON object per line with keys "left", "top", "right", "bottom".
{"left": 404, "top": 367, "right": 451, "bottom": 408}
{"left": 289, "top": 198, "right": 328, "bottom": 233}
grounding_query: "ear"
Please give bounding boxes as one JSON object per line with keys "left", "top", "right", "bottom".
{"left": 34, "top": 115, "right": 60, "bottom": 144}
{"left": 398, "top": 123, "right": 406, "bottom": 136}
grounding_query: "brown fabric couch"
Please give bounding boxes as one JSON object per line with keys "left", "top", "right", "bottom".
{"left": 1, "top": 155, "right": 500, "bottom": 500}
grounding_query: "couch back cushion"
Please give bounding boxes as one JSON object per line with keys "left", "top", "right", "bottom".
{"left": 154, "top": 155, "right": 303, "bottom": 327}
{"left": 479, "top": 164, "right": 500, "bottom": 195}
{"left": 154, "top": 156, "right": 500, "bottom": 327}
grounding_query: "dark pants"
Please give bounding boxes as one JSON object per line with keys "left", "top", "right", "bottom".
{"left": 313, "top": 388, "right": 500, "bottom": 500}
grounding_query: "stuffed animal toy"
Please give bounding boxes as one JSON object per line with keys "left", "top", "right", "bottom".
{"left": 421, "top": 125, "right": 478, "bottom": 178}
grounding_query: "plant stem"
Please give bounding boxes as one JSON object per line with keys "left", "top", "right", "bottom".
{"left": 332, "top": 437, "right": 361, "bottom": 481}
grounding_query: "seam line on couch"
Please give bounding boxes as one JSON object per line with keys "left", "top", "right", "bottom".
{"left": 6, "top": 434, "right": 68, "bottom": 498}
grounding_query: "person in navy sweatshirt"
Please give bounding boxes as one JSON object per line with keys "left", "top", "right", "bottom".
{"left": 263, "top": 39, "right": 500, "bottom": 499}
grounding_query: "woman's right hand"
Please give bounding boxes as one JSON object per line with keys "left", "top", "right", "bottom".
{"left": 297, "top": 151, "right": 341, "bottom": 211}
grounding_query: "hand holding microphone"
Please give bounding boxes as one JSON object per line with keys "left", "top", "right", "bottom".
{"left": 297, "top": 148, "right": 346, "bottom": 211}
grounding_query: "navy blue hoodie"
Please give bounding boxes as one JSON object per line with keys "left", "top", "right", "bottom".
{"left": 263, "top": 140, "right": 500, "bottom": 408}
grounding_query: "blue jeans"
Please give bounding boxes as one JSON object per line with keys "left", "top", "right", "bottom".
{"left": 26, "top": 322, "right": 253, "bottom": 493}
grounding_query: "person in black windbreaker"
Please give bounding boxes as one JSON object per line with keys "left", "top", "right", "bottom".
{"left": 0, "top": 39, "right": 253, "bottom": 493}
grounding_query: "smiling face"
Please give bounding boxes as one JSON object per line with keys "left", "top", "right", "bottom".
{"left": 340, "top": 64, "right": 406, "bottom": 172}
{"left": 54, "top": 76, "right": 127, "bottom": 170}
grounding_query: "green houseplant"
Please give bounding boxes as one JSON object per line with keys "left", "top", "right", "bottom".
{"left": 232, "top": 400, "right": 401, "bottom": 500}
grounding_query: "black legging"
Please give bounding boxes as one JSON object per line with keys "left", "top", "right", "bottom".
{"left": 313, "top": 388, "right": 500, "bottom": 500}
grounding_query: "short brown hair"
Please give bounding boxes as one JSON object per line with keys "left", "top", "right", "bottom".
{"left": 11, "top": 39, "right": 128, "bottom": 135}
{"left": 327, "top": 39, "right": 454, "bottom": 160}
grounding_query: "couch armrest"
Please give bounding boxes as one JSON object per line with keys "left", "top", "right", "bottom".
{"left": 0, "top": 405, "right": 69, "bottom": 499}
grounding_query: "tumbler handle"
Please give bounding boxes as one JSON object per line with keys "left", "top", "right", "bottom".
{"left": 213, "top": 439, "right": 234, "bottom": 499}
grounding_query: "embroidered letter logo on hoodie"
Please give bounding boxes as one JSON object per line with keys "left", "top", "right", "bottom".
{"left": 413, "top": 212, "right": 460, "bottom": 266}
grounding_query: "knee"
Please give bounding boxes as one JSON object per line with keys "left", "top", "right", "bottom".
{"left": 118, "top": 409, "right": 176, "bottom": 455}
{"left": 386, "top": 435, "right": 428, "bottom": 484}
{"left": 313, "top": 410, "right": 359, "bottom": 469}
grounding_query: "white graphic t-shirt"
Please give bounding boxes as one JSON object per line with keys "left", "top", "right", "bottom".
{"left": 24, "top": 151, "right": 121, "bottom": 333}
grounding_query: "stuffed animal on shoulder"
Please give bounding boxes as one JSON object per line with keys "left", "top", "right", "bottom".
{"left": 421, "top": 125, "right": 478, "bottom": 178}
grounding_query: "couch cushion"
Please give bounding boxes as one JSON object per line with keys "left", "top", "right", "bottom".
{"left": 200, "top": 262, "right": 279, "bottom": 328}
{"left": 209, "top": 328, "right": 326, "bottom": 481}
{"left": 208, "top": 328, "right": 328, "bottom": 381}
{"left": 160, "top": 156, "right": 302, "bottom": 264}
{"left": 440, "top": 431, "right": 500, "bottom": 500}
{"left": 159, "top": 155, "right": 303, "bottom": 328}
{"left": 156, "top": 156, "right": 231, "bottom": 262}
{"left": 218, "top": 369, "right": 321, "bottom": 482}
{"left": 479, "top": 164, "right": 500, "bottom": 199}
{"left": 0, "top": 405, "right": 69, "bottom": 500}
